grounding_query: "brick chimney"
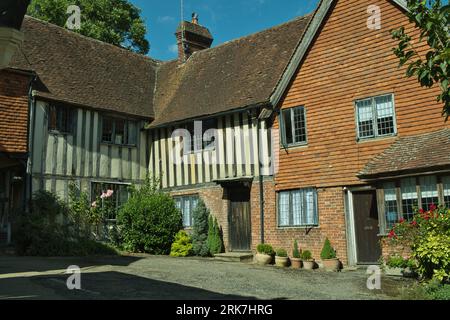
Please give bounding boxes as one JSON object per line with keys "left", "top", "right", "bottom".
{"left": 176, "top": 13, "right": 213, "bottom": 62}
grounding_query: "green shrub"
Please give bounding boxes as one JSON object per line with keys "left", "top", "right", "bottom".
{"left": 15, "top": 190, "right": 117, "bottom": 257}
{"left": 191, "top": 200, "right": 210, "bottom": 257}
{"left": 320, "top": 238, "right": 337, "bottom": 260}
{"left": 170, "top": 231, "right": 193, "bottom": 257}
{"left": 117, "top": 179, "right": 182, "bottom": 255}
{"left": 301, "top": 250, "right": 313, "bottom": 261}
{"left": 207, "top": 216, "right": 223, "bottom": 256}
{"left": 386, "top": 255, "right": 414, "bottom": 269}
{"left": 425, "top": 281, "right": 450, "bottom": 300}
{"left": 413, "top": 232, "right": 450, "bottom": 282}
{"left": 292, "top": 240, "right": 301, "bottom": 259}
{"left": 257, "top": 243, "right": 274, "bottom": 255}
{"left": 276, "top": 249, "right": 288, "bottom": 257}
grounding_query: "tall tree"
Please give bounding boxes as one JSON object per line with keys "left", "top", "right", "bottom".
{"left": 392, "top": 0, "right": 450, "bottom": 119}
{"left": 27, "top": 0, "right": 150, "bottom": 54}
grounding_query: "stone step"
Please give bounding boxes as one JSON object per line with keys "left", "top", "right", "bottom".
{"left": 214, "top": 252, "right": 254, "bottom": 263}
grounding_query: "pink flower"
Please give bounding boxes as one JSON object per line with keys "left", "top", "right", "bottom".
{"left": 106, "top": 189, "right": 114, "bottom": 198}
{"left": 100, "top": 193, "right": 107, "bottom": 199}
{"left": 91, "top": 201, "right": 97, "bottom": 208}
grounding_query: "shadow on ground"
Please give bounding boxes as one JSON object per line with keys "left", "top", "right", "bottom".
{"left": 0, "top": 271, "right": 257, "bottom": 300}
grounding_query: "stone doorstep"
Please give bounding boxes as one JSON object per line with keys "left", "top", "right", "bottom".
{"left": 214, "top": 252, "right": 254, "bottom": 263}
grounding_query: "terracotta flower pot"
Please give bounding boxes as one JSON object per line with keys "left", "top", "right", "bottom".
{"left": 290, "top": 258, "right": 302, "bottom": 269}
{"left": 255, "top": 253, "right": 273, "bottom": 265}
{"left": 322, "top": 258, "right": 341, "bottom": 272}
{"left": 303, "top": 260, "right": 315, "bottom": 270}
{"left": 275, "top": 256, "right": 289, "bottom": 267}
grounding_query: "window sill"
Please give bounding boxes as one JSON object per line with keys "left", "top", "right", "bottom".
{"left": 49, "top": 130, "right": 73, "bottom": 137}
{"left": 277, "top": 226, "right": 319, "bottom": 230}
{"left": 356, "top": 134, "right": 397, "bottom": 144}
{"left": 101, "top": 142, "right": 138, "bottom": 148}
{"left": 280, "top": 143, "right": 308, "bottom": 151}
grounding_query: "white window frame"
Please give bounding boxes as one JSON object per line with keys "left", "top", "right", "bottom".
{"left": 355, "top": 94, "right": 397, "bottom": 141}
{"left": 277, "top": 188, "right": 318, "bottom": 228}
{"left": 174, "top": 195, "right": 199, "bottom": 228}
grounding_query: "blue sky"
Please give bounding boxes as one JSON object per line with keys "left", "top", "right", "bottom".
{"left": 130, "top": 0, "right": 320, "bottom": 61}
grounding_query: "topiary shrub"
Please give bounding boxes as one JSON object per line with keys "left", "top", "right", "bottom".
{"left": 292, "top": 240, "right": 301, "bottom": 259}
{"left": 320, "top": 238, "right": 337, "bottom": 260}
{"left": 207, "top": 216, "right": 224, "bottom": 256}
{"left": 191, "top": 199, "right": 210, "bottom": 257}
{"left": 117, "top": 178, "right": 182, "bottom": 255}
{"left": 301, "top": 250, "right": 313, "bottom": 261}
{"left": 257, "top": 243, "right": 274, "bottom": 256}
{"left": 276, "top": 249, "right": 288, "bottom": 257}
{"left": 170, "top": 231, "right": 193, "bottom": 257}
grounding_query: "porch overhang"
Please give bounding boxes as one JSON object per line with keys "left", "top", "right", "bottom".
{"left": 357, "top": 128, "right": 450, "bottom": 181}
{"left": 213, "top": 176, "right": 254, "bottom": 188}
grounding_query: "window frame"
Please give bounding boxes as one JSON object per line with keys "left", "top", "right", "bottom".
{"left": 174, "top": 195, "right": 200, "bottom": 228}
{"left": 183, "top": 119, "right": 218, "bottom": 155}
{"left": 101, "top": 116, "right": 138, "bottom": 146}
{"left": 354, "top": 93, "right": 397, "bottom": 141}
{"left": 279, "top": 106, "right": 308, "bottom": 149}
{"left": 48, "top": 104, "right": 74, "bottom": 135}
{"left": 90, "top": 181, "right": 131, "bottom": 222}
{"left": 379, "top": 174, "right": 450, "bottom": 234}
{"left": 277, "top": 188, "right": 319, "bottom": 228}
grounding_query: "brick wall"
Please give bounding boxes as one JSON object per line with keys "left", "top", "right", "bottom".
{"left": 0, "top": 69, "right": 29, "bottom": 154}
{"left": 252, "top": 180, "right": 349, "bottom": 265}
{"left": 380, "top": 237, "right": 412, "bottom": 262}
{"left": 170, "top": 184, "right": 230, "bottom": 251}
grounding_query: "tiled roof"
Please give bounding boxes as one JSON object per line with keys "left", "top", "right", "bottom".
{"left": 358, "top": 129, "right": 450, "bottom": 179}
{"left": 10, "top": 16, "right": 158, "bottom": 119}
{"left": 150, "top": 14, "right": 313, "bottom": 127}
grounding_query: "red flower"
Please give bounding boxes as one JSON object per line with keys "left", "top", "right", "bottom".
{"left": 388, "top": 230, "right": 397, "bottom": 239}
{"left": 429, "top": 204, "right": 437, "bottom": 211}
{"left": 399, "top": 218, "right": 405, "bottom": 223}
{"left": 411, "top": 220, "right": 418, "bottom": 227}
{"left": 419, "top": 208, "right": 425, "bottom": 214}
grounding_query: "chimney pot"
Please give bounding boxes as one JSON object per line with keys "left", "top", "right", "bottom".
{"left": 191, "top": 12, "right": 199, "bottom": 24}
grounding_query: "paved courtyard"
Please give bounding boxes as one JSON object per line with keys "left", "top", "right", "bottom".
{"left": 0, "top": 254, "right": 412, "bottom": 300}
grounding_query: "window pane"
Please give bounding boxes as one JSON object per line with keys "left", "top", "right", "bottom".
{"left": 292, "top": 107, "right": 307, "bottom": 144}
{"left": 183, "top": 198, "right": 191, "bottom": 227}
{"left": 419, "top": 176, "right": 438, "bottom": 211}
{"left": 278, "top": 192, "right": 290, "bottom": 227}
{"left": 384, "top": 182, "right": 398, "bottom": 229}
{"left": 443, "top": 176, "right": 450, "bottom": 208}
{"left": 376, "top": 95, "right": 395, "bottom": 136}
{"left": 282, "top": 110, "right": 293, "bottom": 145}
{"left": 357, "top": 99, "right": 374, "bottom": 138}
{"left": 49, "top": 105, "right": 58, "bottom": 131}
{"left": 128, "top": 121, "right": 137, "bottom": 145}
{"left": 401, "top": 178, "right": 418, "bottom": 221}
{"left": 304, "top": 189, "right": 316, "bottom": 225}
{"left": 102, "top": 118, "right": 113, "bottom": 143}
{"left": 115, "top": 119, "right": 125, "bottom": 145}
{"left": 291, "top": 191, "right": 302, "bottom": 226}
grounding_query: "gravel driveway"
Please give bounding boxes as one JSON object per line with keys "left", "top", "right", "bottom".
{"left": 0, "top": 255, "right": 412, "bottom": 300}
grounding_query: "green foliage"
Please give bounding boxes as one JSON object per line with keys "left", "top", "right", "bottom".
{"left": 28, "top": 0, "right": 150, "bottom": 54}
{"left": 15, "top": 190, "right": 116, "bottom": 256}
{"left": 301, "top": 250, "right": 313, "bottom": 261}
{"left": 257, "top": 243, "right": 274, "bottom": 256}
{"left": 391, "top": 0, "right": 450, "bottom": 119}
{"left": 425, "top": 281, "right": 450, "bottom": 300}
{"left": 387, "top": 206, "right": 450, "bottom": 283}
{"left": 207, "top": 216, "right": 224, "bottom": 256}
{"left": 292, "top": 240, "right": 301, "bottom": 259}
{"left": 320, "top": 238, "right": 337, "bottom": 260}
{"left": 117, "top": 177, "right": 182, "bottom": 255}
{"left": 170, "top": 231, "right": 193, "bottom": 257}
{"left": 386, "top": 255, "right": 415, "bottom": 269}
{"left": 276, "top": 248, "right": 288, "bottom": 258}
{"left": 191, "top": 199, "right": 210, "bottom": 257}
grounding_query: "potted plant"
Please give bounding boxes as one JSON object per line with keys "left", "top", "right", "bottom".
{"left": 291, "top": 240, "right": 302, "bottom": 269}
{"left": 275, "top": 249, "right": 289, "bottom": 267}
{"left": 301, "top": 250, "right": 315, "bottom": 270}
{"left": 320, "top": 238, "right": 341, "bottom": 272}
{"left": 255, "top": 243, "right": 274, "bottom": 265}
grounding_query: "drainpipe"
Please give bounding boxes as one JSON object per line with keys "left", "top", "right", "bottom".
{"left": 25, "top": 72, "right": 37, "bottom": 214}
{"left": 256, "top": 114, "right": 265, "bottom": 244}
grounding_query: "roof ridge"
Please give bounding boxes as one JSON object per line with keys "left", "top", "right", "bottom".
{"left": 23, "top": 15, "right": 161, "bottom": 64}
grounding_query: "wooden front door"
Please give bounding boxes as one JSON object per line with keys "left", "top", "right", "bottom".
{"left": 353, "top": 190, "right": 382, "bottom": 264}
{"left": 228, "top": 186, "right": 251, "bottom": 252}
